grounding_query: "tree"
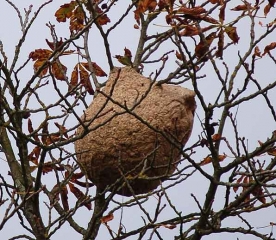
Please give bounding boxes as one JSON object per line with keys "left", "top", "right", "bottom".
{"left": 1, "top": 0, "right": 276, "bottom": 239}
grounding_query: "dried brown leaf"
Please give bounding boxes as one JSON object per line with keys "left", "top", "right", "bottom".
{"left": 219, "top": 3, "right": 226, "bottom": 22}
{"left": 51, "top": 60, "right": 67, "bottom": 81}
{"left": 69, "top": 183, "right": 91, "bottom": 210}
{"left": 60, "top": 186, "right": 69, "bottom": 211}
{"left": 264, "top": 4, "right": 271, "bottom": 16}
{"left": 225, "top": 26, "right": 239, "bottom": 44}
{"left": 69, "top": 65, "right": 79, "bottom": 92}
{"left": 101, "top": 213, "right": 114, "bottom": 224}
{"left": 177, "top": 6, "right": 206, "bottom": 15}
{"left": 233, "top": 175, "right": 244, "bottom": 192}
{"left": 212, "top": 133, "right": 222, "bottom": 141}
{"left": 200, "top": 154, "right": 227, "bottom": 166}
{"left": 262, "top": 42, "right": 276, "bottom": 55}
{"left": 254, "top": 46, "right": 262, "bottom": 57}
{"left": 216, "top": 29, "right": 224, "bottom": 59}
{"left": 231, "top": 5, "right": 249, "bottom": 11}
{"left": 55, "top": 1, "right": 77, "bottom": 22}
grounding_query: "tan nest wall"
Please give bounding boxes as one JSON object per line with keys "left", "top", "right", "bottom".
{"left": 75, "top": 67, "right": 196, "bottom": 196}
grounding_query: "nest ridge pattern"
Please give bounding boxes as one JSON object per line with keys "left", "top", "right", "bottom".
{"left": 75, "top": 67, "right": 196, "bottom": 196}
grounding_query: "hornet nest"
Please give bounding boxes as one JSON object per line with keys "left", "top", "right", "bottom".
{"left": 75, "top": 67, "right": 196, "bottom": 196}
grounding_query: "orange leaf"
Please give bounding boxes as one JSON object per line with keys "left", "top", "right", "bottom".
{"left": 231, "top": 5, "right": 250, "bottom": 11}
{"left": 33, "top": 146, "right": 41, "bottom": 159}
{"left": 219, "top": 3, "right": 226, "bottom": 22}
{"left": 233, "top": 175, "right": 244, "bottom": 193}
{"left": 29, "top": 49, "right": 52, "bottom": 60}
{"left": 267, "top": 148, "right": 276, "bottom": 156}
{"left": 28, "top": 147, "right": 40, "bottom": 165}
{"left": 28, "top": 118, "right": 34, "bottom": 134}
{"left": 69, "top": 182, "right": 84, "bottom": 199}
{"left": 92, "top": 62, "right": 107, "bottom": 77}
{"left": 55, "top": 1, "right": 77, "bottom": 22}
{"left": 199, "top": 156, "right": 212, "bottom": 166}
{"left": 71, "top": 172, "right": 84, "bottom": 180}
{"left": 46, "top": 38, "right": 64, "bottom": 51}
{"left": 70, "top": 5, "right": 85, "bottom": 32}
{"left": 254, "top": 46, "right": 261, "bottom": 57}
{"left": 79, "top": 64, "right": 94, "bottom": 95}
{"left": 101, "top": 213, "right": 114, "bottom": 224}
{"left": 262, "top": 42, "right": 276, "bottom": 56}
{"left": 69, "top": 66, "right": 79, "bottom": 92}
{"left": 51, "top": 60, "right": 67, "bottom": 81}
{"left": 200, "top": 154, "right": 227, "bottom": 166}
{"left": 33, "top": 60, "right": 49, "bottom": 77}
{"left": 180, "top": 25, "right": 200, "bottom": 37}
{"left": 195, "top": 32, "right": 216, "bottom": 61}
{"left": 201, "top": 16, "right": 219, "bottom": 24}
{"left": 177, "top": 6, "right": 206, "bottom": 15}
{"left": 81, "top": 62, "right": 107, "bottom": 77}
{"left": 69, "top": 183, "right": 91, "bottom": 210}
{"left": 212, "top": 133, "right": 221, "bottom": 141}
{"left": 225, "top": 26, "right": 239, "bottom": 44}
{"left": 175, "top": 51, "right": 184, "bottom": 60}
{"left": 95, "top": 6, "right": 110, "bottom": 25}
{"left": 29, "top": 49, "right": 52, "bottom": 77}
{"left": 42, "top": 162, "right": 55, "bottom": 174}
{"left": 218, "top": 154, "right": 227, "bottom": 162}
{"left": 216, "top": 29, "right": 224, "bottom": 59}
{"left": 134, "top": 0, "right": 157, "bottom": 24}
{"left": 264, "top": 3, "right": 271, "bottom": 16}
